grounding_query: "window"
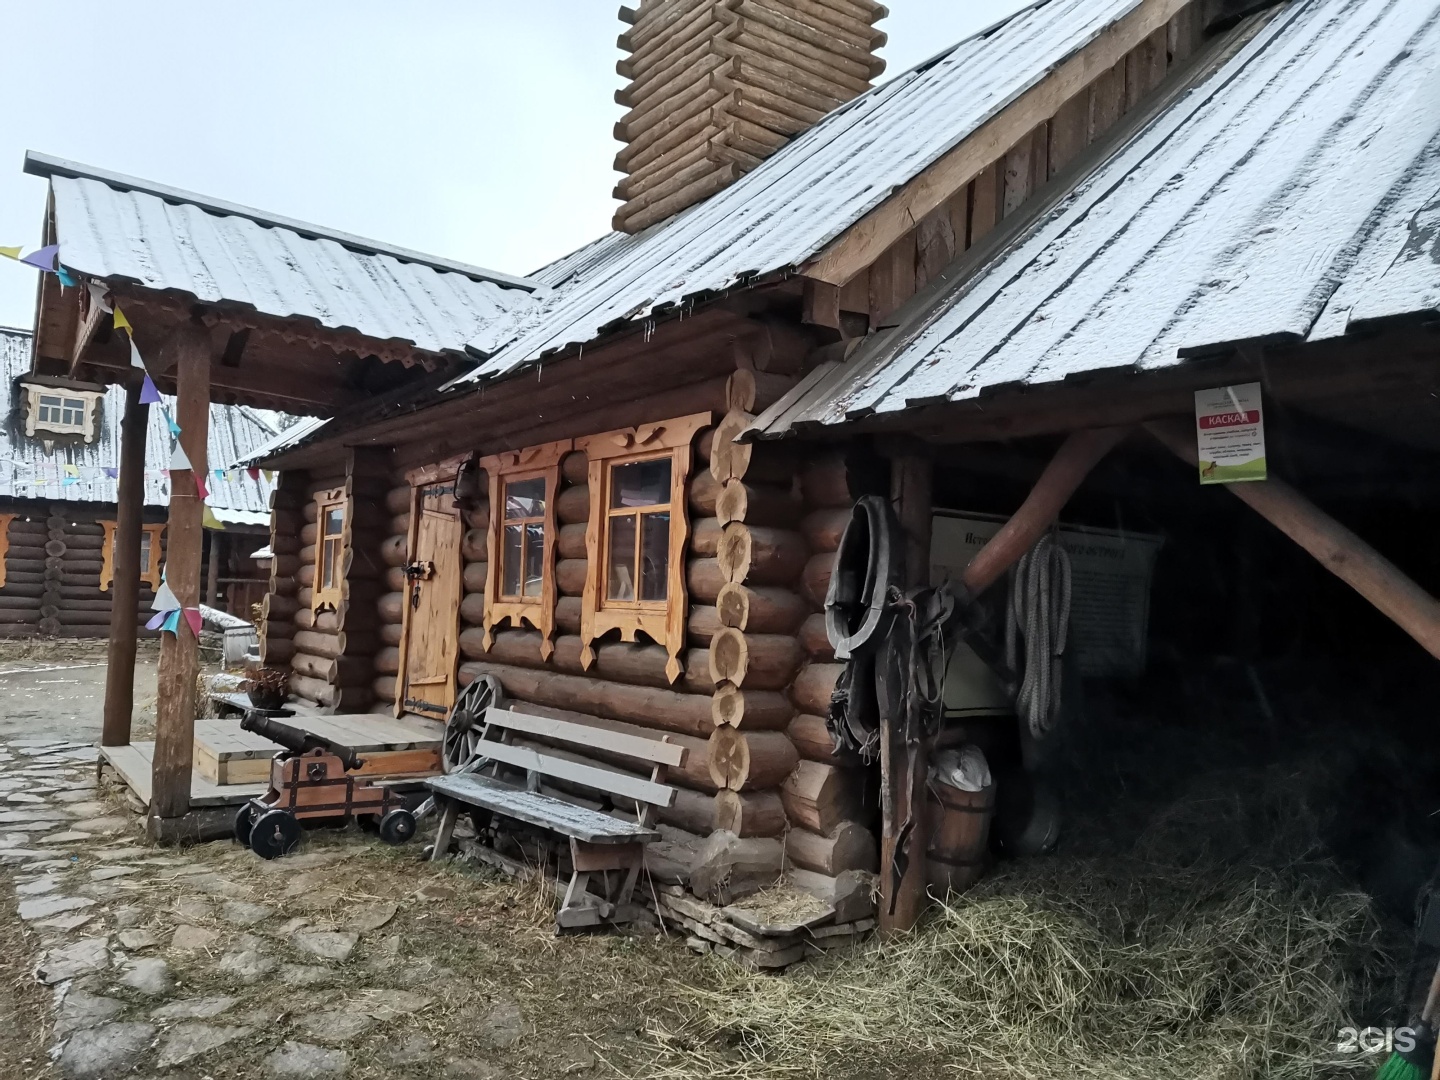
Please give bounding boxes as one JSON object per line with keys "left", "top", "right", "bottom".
{"left": 479, "top": 441, "right": 571, "bottom": 660}
{"left": 22, "top": 383, "right": 103, "bottom": 442}
{"left": 312, "top": 489, "right": 346, "bottom": 614}
{"left": 577, "top": 412, "right": 710, "bottom": 684}
{"left": 100, "top": 521, "right": 165, "bottom": 592}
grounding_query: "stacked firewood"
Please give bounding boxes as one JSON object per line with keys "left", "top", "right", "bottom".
{"left": 612, "top": 0, "right": 888, "bottom": 233}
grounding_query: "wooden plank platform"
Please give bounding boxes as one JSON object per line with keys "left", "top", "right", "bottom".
{"left": 192, "top": 713, "right": 444, "bottom": 786}
{"left": 102, "top": 742, "right": 267, "bottom": 809}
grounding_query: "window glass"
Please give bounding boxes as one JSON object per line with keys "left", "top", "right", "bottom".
{"left": 610, "top": 459, "right": 670, "bottom": 509}
{"left": 138, "top": 531, "right": 151, "bottom": 573}
{"left": 323, "top": 506, "right": 344, "bottom": 537}
{"left": 501, "top": 523, "right": 523, "bottom": 596}
{"left": 523, "top": 522, "right": 544, "bottom": 597}
{"left": 640, "top": 511, "right": 670, "bottom": 602}
{"left": 505, "top": 477, "right": 546, "bottom": 520}
{"left": 62, "top": 399, "right": 84, "bottom": 425}
{"left": 607, "top": 514, "right": 637, "bottom": 602}
{"left": 322, "top": 539, "right": 340, "bottom": 588}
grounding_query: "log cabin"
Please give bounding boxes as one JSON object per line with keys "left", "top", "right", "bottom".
{"left": 0, "top": 325, "right": 276, "bottom": 637}
{"left": 21, "top": 0, "right": 1440, "bottom": 938}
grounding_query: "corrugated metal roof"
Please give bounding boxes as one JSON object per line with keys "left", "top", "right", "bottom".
{"left": 0, "top": 326, "right": 281, "bottom": 522}
{"left": 26, "top": 154, "right": 542, "bottom": 358}
{"left": 756, "top": 0, "right": 1440, "bottom": 434}
{"left": 449, "top": 0, "right": 1148, "bottom": 387}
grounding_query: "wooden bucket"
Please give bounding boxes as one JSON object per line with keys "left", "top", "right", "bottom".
{"left": 925, "top": 778, "right": 995, "bottom": 897}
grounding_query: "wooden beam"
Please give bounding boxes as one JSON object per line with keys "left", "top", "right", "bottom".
{"left": 963, "top": 428, "right": 1128, "bottom": 595}
{"left": 102, "top": 378, "right": 147, "bottom": 748}
{"left": 149, "top": 324, "right": 211, "bottom": 829}
{"left": 205, "top": 531, "right": 223, "bottom": 609}
{"left": 804, "top": 0, "right": 1192, "bottom": 285}
{"left": 1146, "top": 419, "right": 1440, "bottom": 662}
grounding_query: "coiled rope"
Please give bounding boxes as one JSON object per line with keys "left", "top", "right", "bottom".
{"left": 1005, "top": 532, "right": 1072, "bottom": 740}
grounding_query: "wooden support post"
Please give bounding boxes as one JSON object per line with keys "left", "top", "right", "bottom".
{"left": 204, "top": 531, "right": 223, "bottom": 610}
{"left": 150, "top": 325, "right": 210, "bottom": 834}
{"left": 102, "top": 379, "right": 148, "bottom": 748}
{"left": 1147, "top": 419, "right": 1440, "bottom": 662}
{"left": 880, "top": 443, "right": 933, "bottom": 935}
{"left": 962, "top": 428, "right": 1128, "bottom": 595}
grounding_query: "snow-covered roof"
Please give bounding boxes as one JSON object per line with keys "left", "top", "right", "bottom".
{"left": 448, "top": 0, "right": 1149, "bottom": 386}
{"left": 752, "top": 0, "right": 1440, "bottom": 435}
{"left": 0, "top": 326, "right": 281, "bottom": 523}
{"left": 25, "top": 153, "right": 541, "bottom": 358}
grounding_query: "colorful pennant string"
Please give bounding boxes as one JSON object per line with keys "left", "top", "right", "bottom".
{"left": 202, "top": 506, "right": 226, "bottom": 530}
{"left": 182, "top": 608, "right": 202, "bottom": 638}
{"left": 139, "top": 374, "right": 161, "bottom": 405}
{"left": 18, "top": 244, "right": 57, "bottom": 272}
{"left": 56, "top": 265, "right": 77, "bottom": 288}
{"left": 0, "top": 246, "right": 22, "bottom": 260}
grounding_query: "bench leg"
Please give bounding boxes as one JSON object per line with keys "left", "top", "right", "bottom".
{"left": 430, "top": 797, "right": 459, "bottom": 862}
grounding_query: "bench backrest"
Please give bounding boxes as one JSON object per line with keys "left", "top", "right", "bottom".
{"left": 477, "top": 708, "right": 685, "bottom": 812}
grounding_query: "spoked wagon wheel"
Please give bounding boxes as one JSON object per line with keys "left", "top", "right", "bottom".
{"left": 442, "top": 674, "right": 504, "bottom": 773}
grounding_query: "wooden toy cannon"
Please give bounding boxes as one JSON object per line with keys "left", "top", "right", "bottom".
{"left": 233, "top": 713, "right": 417, "bottom": 859}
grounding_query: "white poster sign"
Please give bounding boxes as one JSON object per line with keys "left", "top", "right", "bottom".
{"left": 1194, "top": 382, "right": 1267, "bottom": 484}
{"left": 931, "top": 513, "right": 1164, "bottom": 678}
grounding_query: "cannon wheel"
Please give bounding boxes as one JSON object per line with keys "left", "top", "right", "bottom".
{"left": 249, "top": 809, "right": 302, "bottom": 860}
{"left": 234, "top": 802, "right": 258, "bottom": 847}
{"left": 379, "top": 808, "right": 417, "bottom": 845}
{"left": 442, "top": 675, "right": 504, "bottom": 773}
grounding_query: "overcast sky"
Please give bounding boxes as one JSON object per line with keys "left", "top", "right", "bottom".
{"left": 0, "top": 1, "right": 1032, "bottom": 329}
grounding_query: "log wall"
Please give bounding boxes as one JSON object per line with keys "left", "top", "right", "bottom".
{"left": 0, "top": 500, "right": 164, "bottom": 639}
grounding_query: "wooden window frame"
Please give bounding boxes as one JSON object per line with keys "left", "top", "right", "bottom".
{"left": 0, "top": 514, "right": 12, "bottom": 589}
{"left": 312, "top": 488, "right": 347, "bottom": 615}
{"left": 21, "top": 383, "right": 103, "bottom": 442}
{"left": 577, "top": 412, "right": 710, "bottom": 683}
{"left": 479, "top": 440, "right": 571, "bottom": 661}
{"left": 100, "top": 521, "right": 164, "bottom": 592}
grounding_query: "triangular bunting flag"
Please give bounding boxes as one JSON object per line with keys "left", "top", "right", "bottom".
{"left": 87, "top": 281, "right": 111, "bottom": 313}
{"left": 247, "top": 467, "right": 260, "bottom": 481}
{"left": 0, "top": 246, "right": 22, "bottom": 260}
{"left": 165, "top": 413, "right": 181, "bottom": 436}
{"left": 145, "top": 611, "right": 168, "bottom": 631}
{"left": 161, "top": 609, "right": 181, "bottom": 634}
{"left": 129, "top": 337, "right": 146, "bottom": 370}
{"left": 171, "top": 441, "right": 192, "bottom": 472}
{"left": 262, "top": 470, "right": 275, "bottom": 483}
{"left": 113, "top": 306, "right": 134, "bottom": 336}
{"left": 139, "top": 374, "right": 161, "bottom": 405}
{"left": 182, "top": 608, "right": 203, "bottom": 638}
{"left": 19, "top": 244, "right": 58, "bottom": 272}
{"left": 195, "top": 472, "right": 209, "bottom": 499}
{"left": 151, "top": 579, "right": 180, "bottom": 612}
{"left": 202, "top": 506, "right": 226, "bottom": 530}
{"left": 103, "top": 467, "right": 118, "bottom": 479}
{"left": 56, "top": 265, "right": 77, "bottom": 288}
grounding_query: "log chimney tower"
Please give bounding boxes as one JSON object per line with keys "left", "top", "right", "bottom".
{"left": 612, "top": 0, "right": 888, "bottom": 234}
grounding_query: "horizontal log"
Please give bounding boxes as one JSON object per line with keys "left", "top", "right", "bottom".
{"left": 715, "top": 789, "right": 787, "bottom": 838}
{"left": 297, "top": 522, "right": 317, "bottom": 546}
{"left": 708, "top": 629, "right": 804, "bottom": 690}
{"left": 790, "top": 662, "right": 843, "bottom": 716}
{"left": 292, "top": 651, "right": 372, "bottom": 686}
{"left": 378, "top": 592, "right": 405, "bottom": 624}
{"left": 690, "top": 471, "right": 722, "bottom": 517}
{"left": 465, "top": 504, "right": 490, "bottom": 531}
{"left": 464, "top": 560, "right": 488, "bottom": 593}
{"left": 458, "top": 628, "right": 713, "bottom": 695}
{"left": 0, "top": 582, "right": 46, "bottom": 599}
{"left": 459, "top": 660, "right": 715, "bottom": 738}
{"left": 786, "top": 822, "right": 878, "bottom": 876}
{"left": 460, "top": 592, "right": 486, "bottom": 626}
{"left": 263, "top": 593, "right": 299, "bottom": 621}
{"left": 557, "top": 522, "right": 589, "bottom": 561}
{"left": 298, "top": 544, "right": 317, "bottom": 566}
{"left": 709, "top": 685, "right": 794, "bottom": 731}
{"left": 787, "top": 712, "right": 854, "bottom": 764}
{"left": 801, "top": 507, "right": 851, "bottom": 553}
{"left": 707, "top": 727, "right": 799, "bottom": 792}
{"left": 662, "top": 787, "right": 721, "bottom": 835}
{"left": 260, "top": 637, "right": 294, "bottom": 664}
{"left": 781, "top": 759, "right": 864, "bottom": 834}
{"left": 389, "top": 512, "right": 411, "bottom": 538}
{"left": 288, "top": 672, "right": 370, "bottom": 711}
{"left": 556, "top": 484, "right": 590, "bottom": 525}
{"left": 800, "top": 550, "right": 835, "bottom": 608}
{"left": 296, "top": 562, "right": 315, "bottom": 588}
{"left": 61, "top": 534, "right": 105, "bottom": 551}
{"left": 293, "top": 629, "right": 344, "bottom": 660}
{"left": 290, "top": 651, "right": 332, "bottom": 681}
{"left": 385, "top": 565, "right": 407, "bottom": 591}
{"left": 799, "top": 612, "right": 834, "bottom": 661}
{"left": 0, "top": 607, "right": 40, "bottom": 622}
{"left": 373, "top": 675, "right": 398, "bottom": 703}
{"left": 714, "top": 581, "right": 811, "bottom": 634}
{"left": 718, "top": 523, "right": 808, "bottom": 586}
{"left": 380, "top": 622, "right": 404, "bottom": 647}
{"left": 717, "top": 479, "right": 803, "bottom": 528}
{"left": 561, "top": 451, "right": 589, "bottom": 486}
{"left": 381, "top": 535, "right": 408, "bottom": 567}
{"left": 801, "top": 453, "right": 851, "bottom": 509}
{"left": 271, "top": 553, "right": 301, "bottom": 578}
{"left": 461, "top": 529, "right": 488, "bottom": 563}
{"left": 691, "top": 517, "right": 723, "bottom": 558}
{"left": 688, "top": 558, "right": 725, "bottom": 603}
{"left": 374, "top": 646, "right": 401, "bottom": 676}
{"left": 557, "top": 559, "right": 587, "bottom": 597}
{"left": 385, "top": 485, "right": 411, "bottom": 515}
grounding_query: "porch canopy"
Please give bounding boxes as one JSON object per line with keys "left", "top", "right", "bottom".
{"left": 24, "top": 151, "right": 540, "bottom": 838}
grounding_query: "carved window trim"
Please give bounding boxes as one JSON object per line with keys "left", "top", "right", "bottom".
{"left": 311, "top": 488, "right": 347, "bottom": 614}
{"left": 21, "top": 384, "right": 103, "bottom": 442}
{"left": 479, "top": 440, "right": 571, "bottom": 661}
{"left": 0, "top": 514, "right": 12, "bottom": 589}
{"left": 100, "top": 521, "right": 164, "bottom": 592}
{"left": 576, "top": 412, "right": 711, "bottom": 683}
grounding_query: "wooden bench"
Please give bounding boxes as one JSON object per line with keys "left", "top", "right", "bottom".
{"left": 425, "top": 708, "right": 686, "bottom": 929}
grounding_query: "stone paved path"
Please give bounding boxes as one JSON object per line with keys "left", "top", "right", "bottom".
{"left": 0, "top": 735, "right": 656, "bottom": 1080}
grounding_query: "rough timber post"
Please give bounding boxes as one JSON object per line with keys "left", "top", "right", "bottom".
{"left": 149, "top": 325, "right": 210, "bottom": 836}
{"left": 880, "top": 439, "right": 933, "bottom": 934}
{"left": 102, "top": 378, "right": 148, "bottom": 748}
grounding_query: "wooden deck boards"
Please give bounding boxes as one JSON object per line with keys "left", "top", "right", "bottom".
{"left": 191, "top": 713, "right": 445, "bottom": 786}
{"left": 102, "top": 742, "right": 267, "bottom": 809}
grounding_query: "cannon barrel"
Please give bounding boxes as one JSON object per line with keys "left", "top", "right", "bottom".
{"left": 242, "top": 712, "right": 363, "bottom": 771}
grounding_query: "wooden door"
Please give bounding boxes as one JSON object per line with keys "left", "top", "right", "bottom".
{"left": 397, "top": 480, "right": 463, "bottom": 720}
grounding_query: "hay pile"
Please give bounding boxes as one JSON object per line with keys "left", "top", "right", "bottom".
{"left": 651, "top": 711, "right": 1403, "bottom": 1079}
